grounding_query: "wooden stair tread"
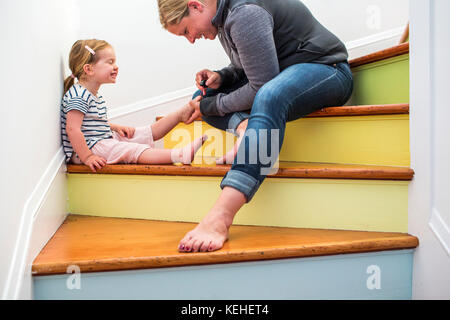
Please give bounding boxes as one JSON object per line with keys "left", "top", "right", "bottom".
{"left": 156, "top": 103, "right": 409, "bottom": 122}
{"left": 32, "top": 215, "right": 419, "bottom": 276}
{"left": 349, "top": 42, "right": 409, "bottom": 68}
{"left": 67, "top": 161, "right": 414, "bottom": 180}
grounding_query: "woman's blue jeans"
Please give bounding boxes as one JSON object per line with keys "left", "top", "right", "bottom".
{"left": 193, "top": 62, "right": 353, "bottom": 202}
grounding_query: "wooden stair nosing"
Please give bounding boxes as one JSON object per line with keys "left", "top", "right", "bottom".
{"left": 67, "top": 162, "right": 414, "bottom": 181}
{"left": 307, "top": 103, "right": 409, "bottom": 118}
{"left": 32, "top": 215, "right": 419, "bottom": 276}
{"left": 156, "top": 103, "right": 410, "bottom": 122}
{"left": 349, "top": 42, "right": 409, "bottom": 68}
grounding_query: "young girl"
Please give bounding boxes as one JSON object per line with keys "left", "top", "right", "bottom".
{"left": 61, "top": 39, "right": 206, "bottom": 172}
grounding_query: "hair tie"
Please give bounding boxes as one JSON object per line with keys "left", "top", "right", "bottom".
{"left": 70, "top": 74, "right": 76, "bottom": 79}
{"left": 85, "top": 45, "right": 96, "bottom": 55}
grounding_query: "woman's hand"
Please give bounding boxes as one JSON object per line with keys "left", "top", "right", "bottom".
{"left": 111, "top": 124, "right": 135, "bottom": 138}
{"left": 179, "top": 96, "right": 202, "bottom": 124}
{"left": 83, "top": 154, "right": 106, "bottom": 173}
{"left": 196, "top": 69, "right": 221, "bottom": 92}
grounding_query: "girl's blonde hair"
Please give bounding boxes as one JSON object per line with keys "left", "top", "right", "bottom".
{"left": 63, "top": 39, "right": 111, "bottom": 95}
{"left": 157, "top": 0, "right": 206, "bottom": 28}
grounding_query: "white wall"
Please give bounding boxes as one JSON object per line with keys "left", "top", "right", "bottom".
{"left": 303, "top": 0, "right": 408, "bottom": 42}
{"left": 0, "top": 0, "right": 76, "bottom": 299}
{"left": 409, "top": 0, "right": 450, "bottom": 299}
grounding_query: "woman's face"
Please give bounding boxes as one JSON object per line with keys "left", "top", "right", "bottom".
{"left": 167, "top": 1, "right": 218, "bottom": 44}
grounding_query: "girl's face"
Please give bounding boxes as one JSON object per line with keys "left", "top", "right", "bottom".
{"left": 90, "top": 47, "right": 119, "bottom": 84}
{"left": 167, "top": 1, "right": 218, "bottom": 44}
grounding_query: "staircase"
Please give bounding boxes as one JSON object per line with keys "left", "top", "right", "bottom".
{"left": 32, "top": 43, "right": 418, "bottom": 300}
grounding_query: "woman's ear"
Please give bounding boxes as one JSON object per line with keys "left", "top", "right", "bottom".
{"left": 187, "top": 0, "right": 204, "bottom": 12}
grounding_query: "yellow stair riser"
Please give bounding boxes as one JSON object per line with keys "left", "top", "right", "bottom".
{"left": 163, "top": 115, "right": 410, "bottom": 166}
{"left": 68, "top": 174, "right": 408, "bottom": 233}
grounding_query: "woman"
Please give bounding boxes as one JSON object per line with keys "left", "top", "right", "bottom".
{"left": 158, "top": 0, "right": 353, "bottom": 252}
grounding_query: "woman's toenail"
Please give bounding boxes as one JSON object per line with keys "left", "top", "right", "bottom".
{"left": 179, "top": 244, "right": 184, "bottom": 250}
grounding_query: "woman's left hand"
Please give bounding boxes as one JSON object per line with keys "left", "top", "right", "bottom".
{"left": 183, "top": 96, "right": 202, "bottom": 124}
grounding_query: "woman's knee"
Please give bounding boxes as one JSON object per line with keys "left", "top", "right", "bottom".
{"left": 252, "top": 82, "right": 289, "bottom": 119}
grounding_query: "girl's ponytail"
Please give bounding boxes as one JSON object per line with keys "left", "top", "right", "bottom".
{"left": 63, "top": 75, "right": 75, "bottom": 96}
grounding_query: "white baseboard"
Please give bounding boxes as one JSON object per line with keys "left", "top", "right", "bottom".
{"left": 2, "top": 148, "right": 67, "bottom": 300}
{"left": 109, "top": 86, "right": 196, "bottom": 121}
{"left": 429, "top": 208, "right": 450, "bottom": 257}
{"left": 346, "top": 27, "right": 404, "bottom": 60}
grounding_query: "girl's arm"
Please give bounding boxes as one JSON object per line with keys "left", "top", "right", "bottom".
{"left": 66, "top": 110, "right": 93, "bottom": 162}
{"left": 66, "top": 110, "right": 106, "bottom": 172}
{"left": 151, "top": 96, "right": 200, "bottom": 141}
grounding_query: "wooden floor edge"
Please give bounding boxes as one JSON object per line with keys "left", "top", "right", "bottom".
{"left": 32, "top": 236, "right": 418, "bottom": 276}
{"left": 66, "top": 164, "right": 414, "bottom": 180}
{"left": 349, "top": 42, "right": 409, "bottom": 68}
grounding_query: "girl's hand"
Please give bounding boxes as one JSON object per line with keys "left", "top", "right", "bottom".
{"left": 196, "top": 69, "right": 221, "bottom": 92}
{"left": 83, "top": 154, "right": 107, "bottom": 173}
{"left": 178, "top": 96, "right": 202, "bottom": 124}
{"left": 114, "top": 125, "right": 135, "bottom": 138}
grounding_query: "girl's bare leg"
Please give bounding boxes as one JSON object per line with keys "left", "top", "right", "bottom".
{"left": 178, "top": 186, "right": 246, "bottom": 252}
{"left": 216, "top": 119, "right": 248, "bottom": 164}
{"left": 137, "top": 135, "right": 207, "bottom": 164}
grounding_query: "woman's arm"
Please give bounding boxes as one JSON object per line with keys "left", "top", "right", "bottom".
{"left": 199, "top": 5, "right": 280, "bottom": 117}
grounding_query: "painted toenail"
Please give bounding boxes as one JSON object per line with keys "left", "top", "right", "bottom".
{"left": 179, "top": 244, "right": 184, "bottom": 250}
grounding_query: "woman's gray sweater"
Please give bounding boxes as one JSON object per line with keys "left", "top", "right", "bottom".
{"left": 199, "top": 0, "right": 348, "bottom": 117}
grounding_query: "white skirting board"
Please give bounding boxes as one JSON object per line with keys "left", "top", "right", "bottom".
{"left": 2, "top": 149, "right": 68, "bottom": 300}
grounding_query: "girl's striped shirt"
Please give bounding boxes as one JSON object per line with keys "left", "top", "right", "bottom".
{"left": 60, "top": 83, "right": 113, "bottom": 162}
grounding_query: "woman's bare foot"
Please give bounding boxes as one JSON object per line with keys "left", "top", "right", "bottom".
{"left": 178, "top": 209, "right": 232, "bottom": 252}
{"left": 178, "top": 186, "right": 247, "bottom": 252}
{"left": 171, "top": 134, "right": 207, "bottom": 164}
{"left": 216, "top": 119, "right": 248, "bottom": 165}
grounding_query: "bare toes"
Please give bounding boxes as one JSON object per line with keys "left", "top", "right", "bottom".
{"left": 200, "top": 240, "right": 211, "bottom": 252}
{"left": 192, "top": 239, "right": 204, "bottom": 252}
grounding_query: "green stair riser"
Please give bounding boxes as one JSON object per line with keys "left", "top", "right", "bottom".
{"left": 33, "top": 250, "right": 414, "bottom": 300}
{"left": 68, "top": 174, "right": 408, "bottom": 233}
{"left": 348, "top": 54, "right": 409, "bottom": 106}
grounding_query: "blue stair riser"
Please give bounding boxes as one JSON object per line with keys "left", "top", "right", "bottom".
{"left": 33, "top": 249, "right": 413, "bottom": 300}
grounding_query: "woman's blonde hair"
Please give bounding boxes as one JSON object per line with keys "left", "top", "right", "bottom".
{"left": 63, "top": 39, "right": 111, "bottom": 95}
{"left": 157, "top": 0, "right": 206, "bottom": 28}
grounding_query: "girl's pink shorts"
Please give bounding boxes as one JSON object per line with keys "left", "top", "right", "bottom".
{"left": 72, "top": 126, "right": 154, "bottom": 164}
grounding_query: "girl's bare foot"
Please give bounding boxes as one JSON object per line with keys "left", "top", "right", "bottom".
{"left": 171, "top": 134, "right": 207, "bottom": 164}
{"left": 216, "top": 119, "right": 248, "bottom": 165}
